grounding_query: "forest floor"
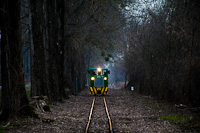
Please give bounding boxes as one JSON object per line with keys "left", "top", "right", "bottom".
{"left": 1, "top": 88, "right": 200, "bottom": 133}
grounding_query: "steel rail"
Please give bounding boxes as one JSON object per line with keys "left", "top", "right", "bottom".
{"left": 85, "top": 96, "right": 113, "bottom": 133}
{"left": 103, "top": 97, "right": 113, "bottom": 133}
{"left": 85, "top": 97, "right": 95, "bottom": 133}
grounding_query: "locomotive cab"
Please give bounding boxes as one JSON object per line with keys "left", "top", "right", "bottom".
{"left": 89, "top": 67, "right": 110, "bottom": 95}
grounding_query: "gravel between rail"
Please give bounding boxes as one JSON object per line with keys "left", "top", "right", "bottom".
{"left": 5, "top": 88, "right": 195, "bottom": 132}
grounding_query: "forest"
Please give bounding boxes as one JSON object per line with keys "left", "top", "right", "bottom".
{"left": 0, "top": 0, "right": 200, "bottom": 123}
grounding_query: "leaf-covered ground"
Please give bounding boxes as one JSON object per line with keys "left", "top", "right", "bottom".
{"left": 2, "top": 88, "right": 199, "bottom": 132}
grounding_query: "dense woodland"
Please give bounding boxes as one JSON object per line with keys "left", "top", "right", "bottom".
{"left": 125, "top": 0, "right": 200, "bottom": 107}
{"left": 0, "top": 0, "right": 200, "bottom": 121}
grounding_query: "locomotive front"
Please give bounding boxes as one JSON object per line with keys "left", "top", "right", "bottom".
{"left": 89, "top": 67, "right": 110, "bottom": 95}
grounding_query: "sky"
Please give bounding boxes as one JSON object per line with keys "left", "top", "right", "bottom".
{"left": 122, "top": 0, "right": 165, "bottom": 22}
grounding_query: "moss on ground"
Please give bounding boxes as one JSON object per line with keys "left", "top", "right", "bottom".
{"left": 160, "top": 115, "right": 200, "bottom": 132}
{"left": 0, "top": 124, "right": 20, "bottom": 133}
{"left": 141, "top": 95, "right": 200, "bottom": 132}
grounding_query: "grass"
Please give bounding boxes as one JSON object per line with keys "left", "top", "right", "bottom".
{"left": 143, "top": 103, "right": 160, "bottom": 110}
{"left": 0, "top": 89, "right": 1, "bottom": 107}
{"left": 160, "top": 115, "right": 190, "bottom": 124}
{"left": 141, "top": 95, "right": 200, "bottom": 132}
{"left": 25, "top": 86, "right": 31, "bottom": 100}
{"left": 142, "top": 97, "right": 161, "bottom": 110}
{"left": 0, "top": 125, "right": 18, "bottom": 132}
{"left": 150, "top": 104, "right": 160, "bottom": 110}
{"left": 0, "top": 121, "right": 22, "bottom": 133}
{"left": 160, "top": 115, "right": 200, "bottom": 132}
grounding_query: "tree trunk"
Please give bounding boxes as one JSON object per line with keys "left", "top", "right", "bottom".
{"left": 30, "top": 0, "right": 68, "bottom": 101}
{"left": 30, "top": 0, "right": 48, "bottom": 97}
{"left": 57, "top": 0, "right": 67, "bottom": 98}
{"left": 46, "top": 0, "right": 60, "bottom": 101}
{"left": 0, "top": 0, "right": 29, "bottom": 121}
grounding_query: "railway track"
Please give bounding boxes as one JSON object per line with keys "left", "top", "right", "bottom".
{"left": 85, "top": 96, "right": 113, "bottom": 133}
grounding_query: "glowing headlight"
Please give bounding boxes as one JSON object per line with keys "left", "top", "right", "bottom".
{"left": 91, "top": 77, "right": 95, "bottom": 80}
{"left": 103, "top": 77, "right": 107, "bottom": 80}
{"left": 97, "top": 67, "right": 102, "bottom": 72}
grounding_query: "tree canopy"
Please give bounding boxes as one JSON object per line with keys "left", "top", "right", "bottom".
{"left": 0, "top": 0, "right": 200, "bottom": 121}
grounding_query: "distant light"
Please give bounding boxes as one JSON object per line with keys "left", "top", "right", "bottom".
{"left": 104, "top": 77, "right": 107, "bottom": 80}
{"left": 97, "top": 67, "right": 102, "bottom": 72}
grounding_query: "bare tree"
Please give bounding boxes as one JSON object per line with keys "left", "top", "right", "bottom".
{"left": 30, "top": 0, "right": 48, "bottom": 97}
{"left": 0, "top": 0, "right": 31, "bottom": 121}
{"left": 124, "top": 0, "right": 200, "bottom": 107}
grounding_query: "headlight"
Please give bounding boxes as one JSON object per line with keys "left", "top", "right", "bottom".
{"left": 91, "top": 77, "right": 95, "bottom": 80}
{"left": 97, "top": 67, "right": 102, "bottom": 72}
{"left": 103, "top": 77, "right": 107, "bottom": 80}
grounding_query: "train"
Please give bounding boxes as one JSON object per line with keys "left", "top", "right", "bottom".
{"left": 89, "top": 67, "right": 110, "bottom": 95}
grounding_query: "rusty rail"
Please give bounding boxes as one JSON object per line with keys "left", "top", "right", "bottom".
{"left": 103, "top": 97, "right": 113, "bottom": 133}
{"left": 85, "top": 97, "right": 95, "bottom": 133}
{"left": 85, "top": 96, "right": 113, "bottom": 133}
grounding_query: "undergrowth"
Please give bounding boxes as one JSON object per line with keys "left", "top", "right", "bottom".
{"left": 160, "top": 115, "right": 200, "bottom": 132}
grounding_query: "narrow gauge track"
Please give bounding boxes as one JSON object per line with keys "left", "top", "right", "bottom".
{"left": 85, "top": 96, "right": 113, "bottom": 133}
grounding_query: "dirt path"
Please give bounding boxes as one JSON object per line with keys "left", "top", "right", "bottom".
{"left": 5, "top": 89, "right": 189, "bottom": 132}
{"left": 106, "top": 89, "right": 181, "bottom": 133}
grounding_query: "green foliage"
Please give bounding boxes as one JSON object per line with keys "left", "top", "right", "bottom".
{"left": 101, "top": 50, "right": 105, "bottom": 56}
{"left": 105, "top": 57, "right": 109, "bottom": 61}
{"left": 101, "top": 51, "right": 113, "bottom": 62}
{"left": 107, "top": 53, "right": 112, "bottom": 57}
